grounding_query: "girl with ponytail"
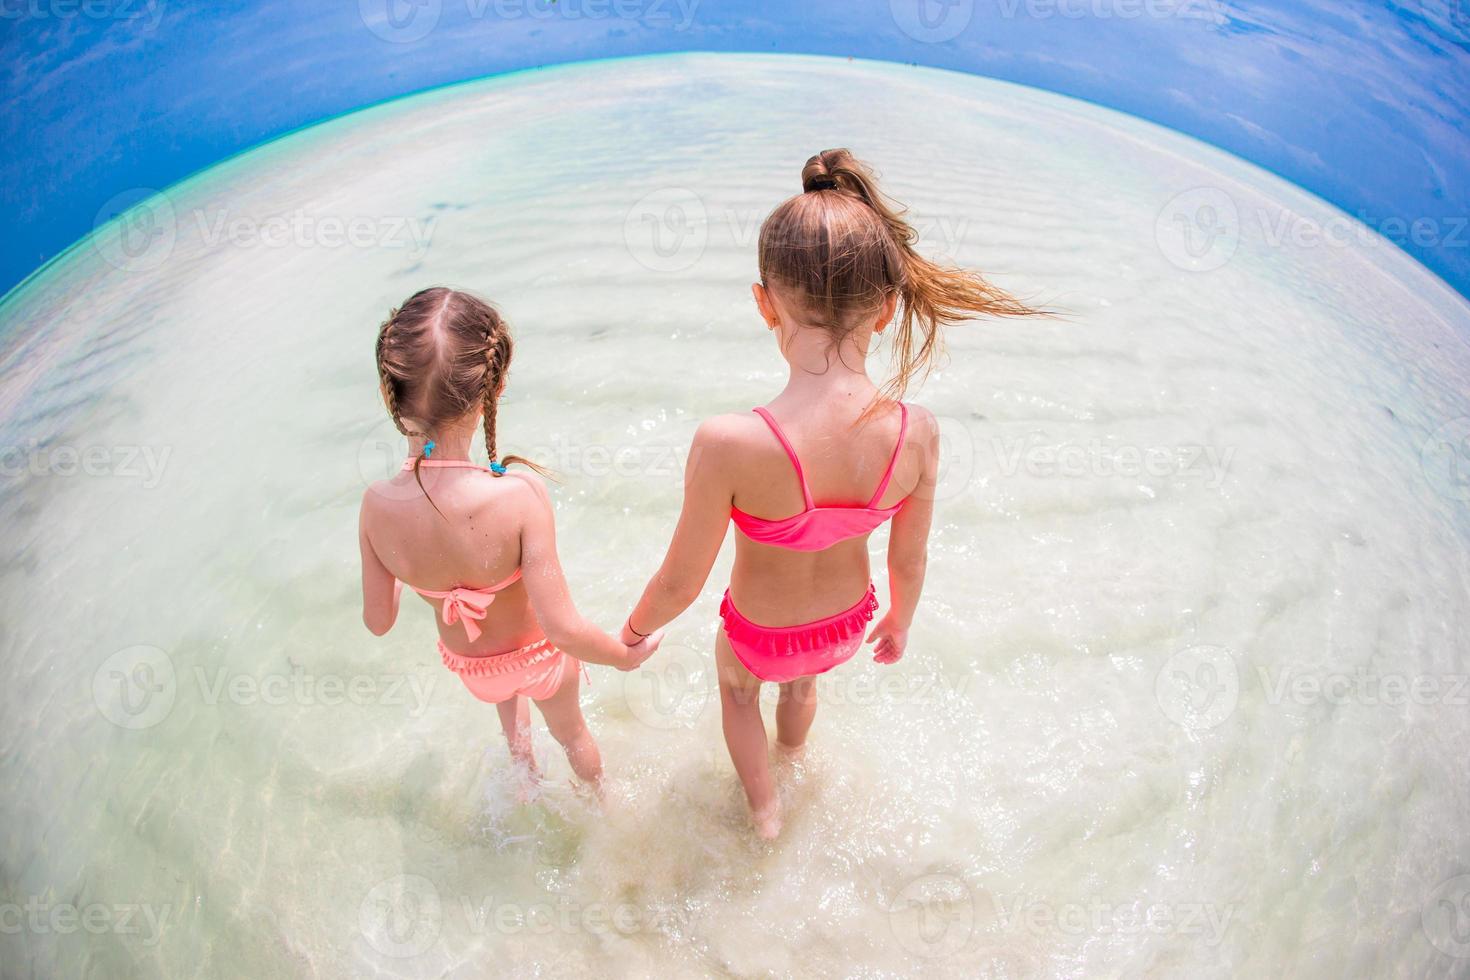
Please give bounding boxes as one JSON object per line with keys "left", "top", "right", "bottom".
{"left": 622, "top": 150, "right": 1042, "bottom": 837}
{"left": 360, "top": 287, "right": 660, "bottom": 794}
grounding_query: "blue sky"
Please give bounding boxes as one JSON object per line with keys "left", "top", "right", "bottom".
{"left": 2, "top": 0, "right": 1467, "bottom": 298}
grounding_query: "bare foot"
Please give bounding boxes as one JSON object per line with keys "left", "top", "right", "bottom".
{"left": 508, "top": 760, "right": 541, "bottom": 805}
{"left": 515, "top": 775, "right": 541, "bottom": 805}
{"left": 569, "top": 777, "right": 607, "bottom": 809}
{"left": 774, "top": 740, "right": 805, "bottom": 761}
{"left": 751, "top": 800, "right": 782, "bottom": 840}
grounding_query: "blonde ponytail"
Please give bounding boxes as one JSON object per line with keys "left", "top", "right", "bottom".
{"left": 762, "top": 148, "right": 1046, "bottom": 402}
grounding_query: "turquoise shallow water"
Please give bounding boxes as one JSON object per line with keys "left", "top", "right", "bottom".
{"left": 1, "top": 53, "right": 1469, "bottom": 977}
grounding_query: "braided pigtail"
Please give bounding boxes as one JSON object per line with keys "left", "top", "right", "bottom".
{"left": 481, "top": 317, "right": 551, "bottom": 479}
{"left": 376, "top": 307, "right": 442, "bottom": 510}
{"left": 375, "top": 287, "right": 550, "bottom": 517}
{"left": 481, "top": 323, "right": 509, "bottom": 472}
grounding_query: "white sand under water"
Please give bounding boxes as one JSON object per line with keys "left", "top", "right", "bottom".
{"left": 1, "top": 53, "right": 1469, "bottom": 978}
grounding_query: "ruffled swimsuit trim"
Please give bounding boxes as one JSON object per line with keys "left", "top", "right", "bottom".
{"left": 720, "top": 585, "right": 879, "bottom": 681}
{"left": 438, "top": 637, "right": 561, "bottom": 676}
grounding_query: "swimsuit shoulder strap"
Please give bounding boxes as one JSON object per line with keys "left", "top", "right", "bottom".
{"left": 752, "top": 407, "right": 814, "bottom": 510}
{"left": 401, "top": 458, "right": 491, "bottom": 472}
{"left": 866, "top": 402, "right": 910, "bottom": 508}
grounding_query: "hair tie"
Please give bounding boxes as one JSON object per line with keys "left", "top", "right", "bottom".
{"left": 489, "top": 460, "right": 507, "bottom": 475}
{"left": 807, "top": 174, "right": 839, "bottom": 191}
{"left": 423, "top": 440, "right": 436, "bottom": 458}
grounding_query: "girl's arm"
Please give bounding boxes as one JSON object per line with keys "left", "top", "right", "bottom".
{"left": 512, "top": 473, "right": 659, "bottom": 670}
{"left": 868, "top": 407, "right": 941, "bottom": 664}
{"left": 621, "top": 418, "right": 736, "bottom": 642}
{"left": 360, "top": 499, "right": 402, "bottom": 636}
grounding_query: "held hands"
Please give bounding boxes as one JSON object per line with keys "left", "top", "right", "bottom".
{"left": 619, "top": 620, "right": 643, "bottom": 647}
{"left": 866, "top": 614, "right": 909, "bottom": 665}
{"left": 618, "top": 619, "right": 662, "bottom": 671}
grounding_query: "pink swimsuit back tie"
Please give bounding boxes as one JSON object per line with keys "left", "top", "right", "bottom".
{"left": 413, "top": 571, "right": 522, "bottom": 642}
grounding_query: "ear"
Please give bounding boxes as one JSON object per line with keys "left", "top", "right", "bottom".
{"left": 873, "top": 291, "right": 899, "bottom": 334}
{"left": 751, "top": 282, "right": 780, "bottom": 330}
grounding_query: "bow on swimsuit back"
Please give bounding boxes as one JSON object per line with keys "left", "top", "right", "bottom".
{"left": 399, "top": 457, "right": 522, "bottom": 642}
{"left": 730, "top": 403, "right": 909, "bottom": 552}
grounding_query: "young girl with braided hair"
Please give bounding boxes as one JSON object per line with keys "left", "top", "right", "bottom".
{"left": 360, "top": 287, "right": 660, "bottom": 792}
{"left": 622, "top": 149, "right": 1042, "bottom": 837}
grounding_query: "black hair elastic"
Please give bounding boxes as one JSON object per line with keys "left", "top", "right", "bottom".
{"left": 807, "top": 174, "right": 839, "bottom": 191}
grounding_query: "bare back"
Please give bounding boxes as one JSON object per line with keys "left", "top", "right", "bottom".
{"left": 360, "top": 467, "right": 544, "bottom": 653}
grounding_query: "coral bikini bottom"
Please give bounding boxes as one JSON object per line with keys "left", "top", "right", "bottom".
{"left": 718, "top": 584, "right": 880, "bottom": 684}
{"left": 438, "top": 637, "right": 572, "bottom": 704}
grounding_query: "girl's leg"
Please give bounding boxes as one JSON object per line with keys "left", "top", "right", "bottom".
{"left": 532, "top": 664, "right": 603, "bottom": 788}
{"left": 775, "top": 675, "right": 819, "bottom": 754}
{"left": 496, "top": 696, "right": 538, "bottom": 778}
{"left": 715, "top": 632, "right": 781, "bottom": 838}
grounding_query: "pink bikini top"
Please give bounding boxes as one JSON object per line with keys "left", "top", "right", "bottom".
{"left": 400, "top": 457, "right": 522, "bottom": 642}
{"left": 730, "top": 404, "right": 909, "bottom": 552}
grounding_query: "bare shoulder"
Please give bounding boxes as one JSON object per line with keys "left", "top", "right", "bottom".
{"left": 689, "top": 411, "right": 769, "bottom": 472}
{"left": 693, "top": 411, "right": 766, "bottom": 447}
{"left": 896, "top": 402, "right": 941, "bottom": 481}
{"left": 358, "top": 481, "right": 395, "bottom": 523}
{"left": 491, "top": 469, "right": 552, "bottom": 519}
{"left": 902, "top": 401, "right": 940, "bottom": 443}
